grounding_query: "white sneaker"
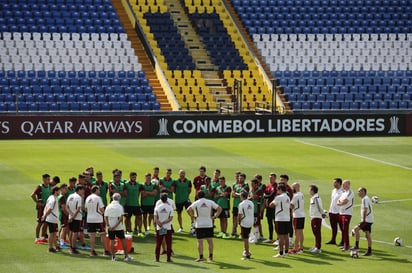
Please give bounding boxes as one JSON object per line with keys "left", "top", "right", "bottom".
{"left": 310, "top": 248, "right": 322, "bottom": 253}
{"left": 273, "top": 253, "right": 284, "bottom": 258}
{"left": 124, "top": 256, "right": 133, "bottom": 262}
{"left": 177, "top": 228, "right": 183, "bottom": 233}
{"left": 273, "top": 246, "right": 280, "bottom": 250}
{"left": 273, "top": 240, "right": 279, "bottom": 245}
{"left": 263, "top": 239, "right": 273, "bottom": 243}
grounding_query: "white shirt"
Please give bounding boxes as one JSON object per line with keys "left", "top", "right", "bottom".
{"left": 361, "top": 195, "right": 374, "bottom": 223}
{"left": 188, "top": 198, "right": 219, "bottom": 228}
{"left": 104, "top": 200, "right": 124, "bottom": 231}
{"left": 66, "top": 192, "right": 83, "bottom": 221}
{"left": 85, "top": 193, "right": 105, "bottom": 223}
{"left": 155, "top": 198, "right": 176, "bottom": 211}
{"left": 291, "top": 192, "right": 305, "bottom": 218}
{"left": 154, "top": 202, "right": 174, "bottom": 230}
{"left": 238, "top": 199, "right": 254, "bottom": 228}
{"left": 338, "top": 189, "right": 354, "bottom": 215}
{"left": 310, "top": 194, "right": 324, "bottom": 219}
{"left": 44, "top": 195, "right": 59, "bottom": 224}
{"left": 329, "top": 187, "right": 344, "bottom": 214}
{"left": 270, "top": 193, "right": 290, "bottom": 222}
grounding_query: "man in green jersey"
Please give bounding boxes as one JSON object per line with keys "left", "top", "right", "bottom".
{"left": 175, "top": 169, "right": 193, "bottom": 232}
{"left": 124, "top": 171, "right": 143, "bottom": 236}
{"left": 109, "top": 171, "right": 126, "bottom": 206}
{"left": 215, "top": 176, "right": 232, "bottom": 239}
{"left": 31, "top": 174, "right": 51, "bottom": 244}
{"left": 141, "top": 173, "right": 157, "bottom": 236}
{"left": 93, "top": 171, "right": 109, "bottom": 207}
{"left": 159, "top": 168, "right": 175, "bottom": 200}
{"left": 231, "top": 173, "right": 249, "bottom": 237}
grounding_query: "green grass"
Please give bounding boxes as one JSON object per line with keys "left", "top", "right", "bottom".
{"left": 0, "top": 137, "right": 411, "bottom": 273}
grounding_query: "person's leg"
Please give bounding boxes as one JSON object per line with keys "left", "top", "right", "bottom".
{"left": 166, "top": 231, "right": 172, "bottom": 260}
{"left": 232, "top": 214, "right": 238, "bottom": 235}
{"left": 207, "top": 237, "right": 214, "bottom": 260}
{"left": 155, "top": 232, "right": 162, "bottom": 261}
{"left": 267, "top": 215, "right": 274, "bottom": 241}
{"left": 100, "top": 232, "right": 108, "bottom": 253}
{"left": 365, "top": 231, "right": 372, "bottom": 254}
{"left": 197, "top": 239, "right": 204, "bottom": 259}
{"left": 221, "top": 218, "right": 227, "bottom": 234}
{"left": 178, "top": 212, "right": 183, "bottom": 229}
{"left": 135, "top": 215, "right": 142, "bottom": 232}
{"left": 328, "top": 213, "right": 338, "bottom": 243}
{"left": 314, "top": 218, "right": 322, "bottom": 249}
{"left": 125, "top": 216, "right": 131, "bottom": 232}
{"left": 89, "top": 232, "right": 96, "bottom": 251}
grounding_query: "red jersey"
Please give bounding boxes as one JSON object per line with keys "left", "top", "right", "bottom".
{"left": 264, "top": 182, "right": 278, "bottom": 206}
{"left": 193, "top": 175, "right": 208, "bottom": 193}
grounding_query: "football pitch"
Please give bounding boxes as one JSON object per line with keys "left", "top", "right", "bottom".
{"left": 0, "top": 137, "right": 411, "bottom": 273}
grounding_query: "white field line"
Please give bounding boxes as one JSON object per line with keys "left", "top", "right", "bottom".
{"left": 321, "top": 198, "right": 412, "bottom": 248}
{"left": 295, "top": 140, "right": 412, "bottom": 171}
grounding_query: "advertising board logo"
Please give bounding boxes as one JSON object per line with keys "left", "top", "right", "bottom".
{"left": 157, "top": 118, "right": 169, "bottom": 136}
{"left": 388, "top": 116, "right": 400, "bottom": 134}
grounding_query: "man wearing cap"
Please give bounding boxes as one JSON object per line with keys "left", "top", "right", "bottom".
{"left": 31, "top": 174, "right": 51, "bottom": 244}
{"left": 85, "top": 185, "right": 110, "bottom": 256}
{"left": 105, "top": 193, "right": 133, "bottom": 262}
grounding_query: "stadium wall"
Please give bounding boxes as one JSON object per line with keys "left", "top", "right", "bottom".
{"left": 0, "top": 113, "right": 410, "bottom": 139}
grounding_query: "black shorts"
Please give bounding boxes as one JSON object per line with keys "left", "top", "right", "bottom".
{"left": 125, "top": 206, "right": 142, "bottom": 217}
{"left": 176, "top": 200, "right": 192, "bottom": 213}
{"left": 240, "top": 226, "right": 251, "bottom": 239}
{"left": 266, "top": 207, "right": 275, "bottom": 218}
{"left": 69, "top": 219, "right": 82, "bottom": 233}
{"left": 196, "top": 227, "right": 214, "bottom": 239}
{"left": 219, "top": 209, "right": 230, "bottom": 219}
{"left": 47, "top": 222, "right": 58, "bottom": 233}
{"left": 358, "top": 222, "right": 372, "bottom": 232}
{"left": 232, "top": 207, "right": 239, "bottom": 217}
{"left": 293, "top": 217, "right": 305, "bottom": 229}
{"left": 276, "top": 221, "right": 289, "bottom": 235}
{"left": 108, "top": 229, "right": 125, "bottom": 240}
{"left": 88, "top": 222, "right": 105, "bottom": 233}
{"left": 141, "top": 205, "right": 154, "bottom": 215}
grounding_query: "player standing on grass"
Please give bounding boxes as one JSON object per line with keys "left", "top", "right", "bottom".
{"left": 270, "top": 184, "right": 290, "bottom": 258}
{"left": 104, "top": 193, "right": 133, "bottom": 262}
{"left": 263, "top": 173, "right": 277, "bottom": 243}
{"left": 66, "top": 185, "right": 84, "bottom": 254}
{"left": 309, "top": 184, "right": 326, "bottom": 253}
{"left": 249, "top": 178, "right": 264, "bottom": 243}
{"left": 31, "top": 173, "right": 51, "bottom": 244}
{"left": 290, "top": 182, "right": 305, "bottom": 254}
{"left": 175, "top": 169, "right": 193, "bottom": 232}
{"left": 337, "top": 180, "right": 354, "bottom": 251}
{"left": 187, "top": 191, "right": 222, "bottom": 262}
{"left": 94, "top": 171, "right": 109, "bottom": 207}
{"left": 109, "top": 171, "right": 126, "bottom": 206}
{"left": 193, "top": 166, "right": 208, "bottom": 200}
{"left": 278, "top": 174, "right": 294, "bottom": 246}
{"left": 238, "top": 191, "right": 254, "bottom": 260}
{"left": 326, "top": 178, "right": 344, "bottom": 245}
{"left": 231, "top": 172, "right": 249, "bottom": 238}
{"left": 154, "top": 193, "right": 174, "bottom": 262}
{"left": 351, "top": 187, "right": 374, "bottom": 256}
{"left": 124, "top": 172, "right": 143, "bottom": 236}
{"left": 215, "top": 176, "right": 232, "bottom": 239}
{"left": 159, "top": 168, "right": 175, "bottom": 200}
{"left": 141, "top": 173, "right": 157, "bottom": 236}
{"left": 85, "top": 185, "right": 110, "bottom": 257}
{"left": 42, "top": 186, "right": 60, "bottom": 253}
{"left": 57, "top": 183, "right": 69, "bottom": 249}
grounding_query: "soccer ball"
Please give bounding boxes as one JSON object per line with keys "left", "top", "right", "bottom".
{"left": 371, "top": 196, "right": 379, "bottom": 204}
{"left": 394, "top": 237, "right": 403, "bottom": 246}
{"left": 350, "top": 250, "right": 359, "bottom": 258}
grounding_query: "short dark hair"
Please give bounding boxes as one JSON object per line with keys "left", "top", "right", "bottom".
{"left": 197, "top": 191, "right": 206, "bottom": 199}
{"left": 310, "top": 184, "right": 318, "bottom": 194}
{"left": 251, "top": 178, "right": 259, "bottom": 184}
{"left": 91, "top": 185, "right": 99, "bottom": 193}
{"left": 241, "top": 191, "right": 249, "bottom": 199}
{"left": 130, "top": 171, "right": 137, "bottom": 176}
{"left": 277, "top": 184, "right": 286, "bottom": 192}
{"left": 42, "top": 174, "right": 50, "bottom": 179}
{"left": 161, "top": 193, "right": 168, "bottom": 202}
{"left": 51, "top": 186, "right": 60, "bottom": 194}
{"left": 60, "top": 183, "right": 68, "bottom": 189}
{"left": 280, "top": 174, "right": 289, "bottom": 181}
{"left": 69, "top": 177, "right": 77, "bottom": 183}
{"left": 75, "top": 184, "right": 84, "bottom": 192}
{"left": 334, "top": 178, "right": 342, "bottom": 185}
{"left": 78, "top": 174, "right": 86, "bottom": 179}
{"left": 239, "top": 173, "right": 246, "bottom": 179}
{"left": 255, "top": 174, "right": 262, "bottom": 181}
{"left": 96, "top": 171, "right": 103, "bottom": 176}
{"left": 219, "top": 176, "right": 225, "bottom": 181}
{"left": 199, "top": 166, "right": 206, "bottom": 172}
{"left": 52, "top": 176, "right": 60, "bottom": 184}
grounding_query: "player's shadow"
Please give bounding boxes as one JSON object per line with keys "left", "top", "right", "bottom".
{"left": 246, "top": 258, "right": 292, "bottom": 268}
{"left": 371, "top": 249, "right": 412, "bottom": 264}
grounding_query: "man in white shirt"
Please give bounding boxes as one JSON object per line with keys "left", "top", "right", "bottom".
{"left": 187, "top": 191, "right": 222, "bottom": 262}
{"left": 290, "top": 182, "right": 305, "bottom": 254}
{"left": 337, "top": 180, "right": 354, "bottom": 251}
{"left": 42, "top": 186, "right": 60, "bottom": 253}
{"left": 104, "top": 193, "right": 132, "bottom": 262}
{"left": 66, "top": 185, "right": 84, "bottom": 254}
{"left": 326, "top": 178, "right": 344, "bottom": 245}
{"left": 85, "top": 185, "right": 109, "bottom": 256}
{"left": 309, "top": 184, "right": 327, "bottom": 253}
{"left": 351, "top": 187, "right": 374, "bottom": 256}
{"left": 238, "top": 191, "right": 254, "bottom": 259}
{"left": 154, "top": 193, "right": 174, "bottom": 262}
{"left": 269, "top": 184, "right": 290, "bottom": 258}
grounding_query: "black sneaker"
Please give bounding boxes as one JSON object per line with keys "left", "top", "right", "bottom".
{"left": 167, "top": 258, "right": 172, "bottom": 262}
{"left": 363, "top": 252, "right": 372, "bottom": 256}
{"left": 104, "top": 251, "right": 111, "bottom": 256}
{"left": 48, "top": 248, "right": 57, "bottom": 253}
{"left": 337, "top": 242, "right": 344, "bottom": 247}
{"left": 90, "top": 250, "right": 98, "bottom": 257}
{"left": 325, "top": 240, "right": 336, "bottom": 245}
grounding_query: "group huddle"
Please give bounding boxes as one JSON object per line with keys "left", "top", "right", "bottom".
{"left": 31, "top": 166, "right": 374, "bottom": 262}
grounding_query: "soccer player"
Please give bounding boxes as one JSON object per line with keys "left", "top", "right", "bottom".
{"left": 351, "top": 187, "right": 374, "bottom": 256}
{"left": 141, "top": 173, "right": 157, "bottom": 236}
{"left": 66, "top": 184, "right": 84, "bottom": 254}
{"left": 337, "top": 180, "right": 354, "bottom": 251}
{"left": 85, "top": 166, "right": 96, "bottom": 184}
{"left": 109, "top": 171, "right": 126, "bottom": 206}
{"left": 187, "top": 191, "right": 222, "bottom": 262}
{"left": 105, "top": 193, "right": 133, "bottom": 262}
{"left": 309, "top": 184, "right": 326, "bottom": 253}
{"left": 231, "top": 172, "right": 249, "bottom": 237}
{"left": 254, "top": 174, "right": 266, "bottom": 241}
{"left": 66, "top": 177, "right": 77, "bottom": 197}
{"left": 269, "top": 184, "right": 290, "bottom": 258}
{"left": 211, "top": 169, "right": 221, "bottom": 189}
{"left": 263, "top": 173, "right": 277, "bottom": 243}
{"left": 238, "top": 191, "right": 254, "bottom": 260}
{"left": 155, "top": 189, "right": 176, "bottom": 255}
{"left": 215, "top": 176, "right": 232, "bottom": 238}
{"left": 159, "top": 168, "right": 175, "bottom": 200}
{"left": 42, "top": 186, "right": 60, "bottom": 252}
{"left": 175, "top": 169, "right": 193, "bottom": 232}
{"left": 94, "top": 171, "right": 109, "bottom": 207}
{"left": 51, "top": 176, "right": 60, "bottom": 187}
{"left": 326, "top": 178, "right": 344, "bottom": 245}
{"left": 124, "top": 172, "right": 143, "bottom": 236}
{"left": 279, "top": 174, "right": 293, "bottom": 246}
{"left": 154, "top": 193, "right": 174, "bottom": 262}
{"left": 248, "top": 178, "right": 264, "bottom": 243}
{"left": 57, "top": 183, "right": 69, "bottom": 248}
{"left": 193, "top": 166, "right": 208, "bottom": 200}
{"left": 31, "top": 173, "right": 51, "bottom": 244}
{"left": 290, "top": 182, "right": 305, "bottom": 254}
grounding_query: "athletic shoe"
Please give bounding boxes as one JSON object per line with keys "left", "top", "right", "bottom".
{"left": 273, "top": 253, "right": 284, "bottom": 258}
{"left": 207, "top": 257, "right": 213, "bottom": 262}
{"left": 222, "top": 233, "right": 232, "bottom": 239}
{"left": 241, "top": 255, "right": 251, "bottom": 260}
{"left": 258, "top": 236, "right": 265, "bottom": 241}
{"left": 137, "top": 232, "right": 145, "bottom": 238}
{"left": 231, "top": 233, "right": 238, "bottom": 238}
{"left": 195, "top": 258, "right": 205, "bottom": 262}
{"left": 310, "top": 248, "right": 322, "bottom": 253}
{"left": 90, "top": 250, "right": 98, "bottom": 257}
{"left": 273, "top": 246, "right": 280, "bottom": 250}
{"left": 111, "top": 256, "right": 117, "bottom": 261}
{"left": 297, "top": 248, "right": 304, "bottom": 253}
{"left": 273, "top": 240, "right": 279, "bottom": 245}
{"left": 80, "top": 244, "right": 91, "bottom": 250}
{"left": 104, "top": 251, "right": 111, "bottom": 256}
{"left": 59, "top": 243, "right": 70, "bottom": 249}
{"left": 325, "top": 240, "right": 336, "bottom": 245}
{"left": 35, "top": 239, "right": 45, "bottom": 244}
{"left": 167, "top": 258, "right": 172, "bottom": 263}
{"left": 337, "top": 242, "right": 344, "bottom": 247}
{"left": 70, "top": 249, "right": 80, "bottom": 255}
{"left": 341, "top": 246, "right": 350, "bottom": 252}
{"left": 124, "top": 256, "right": 133, "bottom": 262}
{"left": 216, "top": 232, "right": 224, "bottom": 238}
{"left": 40, "top": 238, "right": 48, "bottom": 243}
{"left": 177, "top": 228, "right": 184, "bottom": 233}
{"left": 48, "top": 248, "right": 57, "bottom": 253}
{"left": 363, "top": 252, "right": 372, "bottom": 256}
{"left": 350, "top": 246, "right": 360, "bottom": 251}
{"left": 288, "top": 249, "right": 298, "bottom": 254}
{"left": 263, "top": 239, "right": 273, "bottom": 243}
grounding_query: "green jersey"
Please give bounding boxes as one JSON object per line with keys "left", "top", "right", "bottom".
{"left": 232, "top": 182, "right": 250, "bottom": 208}
{"left": 175, "top": 178, "right": 192, "bottom": 204}
{"left": 57, "top": 194, "right": 66, "bottom": 222}
{"left": 93, "top": 181, "right": 109, "bottom": 206}
{"left": 125, "top": 181, "right": 141, "bottom": 206}
{"left": 141, "top": 183, "right": 156, "bottom": 206}
{"left": 39, "top": 184, "right": 51, "bottom": 204}
{"left": 110, "top": 181, "right": 126, "bottom": 205}
{"left": 200, "top": 184, "right": 216, "bottom": 200}
{"left": 215, "top": 185, "right": 231, "bottom": 209}
{"left": 66, "top": 186, "right": 76, "bottom": 198}
{"left": 160, "top": 177, "right": 175, "bottom": 200}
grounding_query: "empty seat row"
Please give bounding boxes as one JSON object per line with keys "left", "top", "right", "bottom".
{"left": 0, "top": 32, "right": 128, "bottom": 42}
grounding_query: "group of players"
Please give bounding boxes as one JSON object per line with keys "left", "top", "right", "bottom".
{"left": 31, "top": 165, "right": 374, "bottom": 261}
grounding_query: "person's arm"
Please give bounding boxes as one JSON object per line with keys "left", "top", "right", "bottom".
{"left": 108, "top": 215, "right": 123, "bottom": 231}
{"left": 213, "top": 206, "right": 223, "bottom": 219}
{"left": 187, "top": 206, "right": 194, "bottom": 218}
{"left": 31, "top": 186, "right": 41, "bottom": 204}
